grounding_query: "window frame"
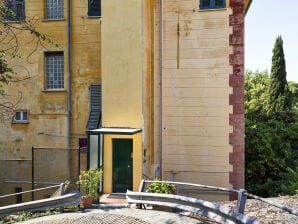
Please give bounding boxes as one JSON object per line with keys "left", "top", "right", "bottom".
{"left": 88, "top": 0, "right": 101, "bottom": 17}
{"left": 199, "top": 0, "right": 226, "bottom": 10}
{"left": 45, "top": 0, "right": 64, "bottom": 20}
{"left": 13, "top": 110, "right": 28, "bottom": 123}
{"left": 4, "top": 0, "right": 25, "bottom": 22}
{"left": 45, "top": 52, "right": 65, "bottom": 90}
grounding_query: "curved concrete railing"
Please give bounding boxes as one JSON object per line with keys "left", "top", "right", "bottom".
{"left": 126, "top": 190, "right": 260, "bottom": 224}
{"left": 137, "top": 179, "right": 298, "bottom": 217}
{"left": 0, "top": 190, "right": 80, "bottom": 216}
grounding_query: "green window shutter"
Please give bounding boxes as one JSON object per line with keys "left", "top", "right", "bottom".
{"left": 214, "top": 0, "right": 225, "bottom": 8}
{"left": 88, "top": 0, "right": 101, "bottom": 17}
{"left": 200, "top": 0, "right": 225, "bottom": 10}
{"left": 200, "top": 0, "right": 211, "bottom": 9}
{"left": 87, "top": 84, "right": 102, "bottom": 130}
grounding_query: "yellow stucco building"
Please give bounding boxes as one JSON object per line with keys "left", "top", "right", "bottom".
{"left": 0, "top": 0, "right": 251, "bottom": 205}
{"left": 0, "top": 0, "right": 102, "bottom": 205}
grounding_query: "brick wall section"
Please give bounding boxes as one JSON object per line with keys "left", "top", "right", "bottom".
{"left": 229, "top": 0, "right": 245, "bottom": 194}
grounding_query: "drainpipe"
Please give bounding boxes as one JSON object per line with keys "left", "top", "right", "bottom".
{"left": 159, "top": 0, "right": 163, "bottom": 178}
{"left": 67, "top": 0, "right": 71, "bottom": 180}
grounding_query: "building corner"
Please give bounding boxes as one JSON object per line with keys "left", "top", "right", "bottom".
{"left": 229, "top": 0, "right": 245, "bottom": 193}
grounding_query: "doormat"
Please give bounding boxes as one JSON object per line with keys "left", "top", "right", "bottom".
{"left": 107, "top": 193, "right": 126, "bottom": 199}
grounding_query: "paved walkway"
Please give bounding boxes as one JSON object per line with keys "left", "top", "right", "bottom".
{"left": 20, "top": 204, "right": 206, "bottom": 224}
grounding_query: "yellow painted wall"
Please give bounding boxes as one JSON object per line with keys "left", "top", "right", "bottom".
{"left": 142, "top": 0, "right": 156, "bottom": 180}
{"left": 153, "top": 0, "right": 162, "bottom": 177}
{"left": 155, "top": 1, "right": 234, "bottom": 200}
{"left": 103, "top": 133, "right": 142, "bottom": 193}
{"left": 100, "top": 0, "right": 146, "bottom": 193}
{"left": 101, "top": 0, "right": 143, "bottom": 128}
{"left": 0, "top": 0, "right": 101, "bottom": 205}
{"left": 0, "top": 0, "right": 248, "bottom": 204}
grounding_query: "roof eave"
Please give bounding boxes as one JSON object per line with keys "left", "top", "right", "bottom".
{"left": 245, "top": 0, "right": 253, "bottom": 15}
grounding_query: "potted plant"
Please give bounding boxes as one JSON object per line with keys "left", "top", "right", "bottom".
{"left": 77, "top": 169, "right": 103, "bottom": 208}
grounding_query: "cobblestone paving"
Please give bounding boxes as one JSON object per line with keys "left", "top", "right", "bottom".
{"left": 27, "top": 213, "right": 150, "bottom": 224}
{"left": 74, "top": 213, "right": 150, "bottom": 224}
{"left": 20, "top": 205, "right": 204, "bottom": 224}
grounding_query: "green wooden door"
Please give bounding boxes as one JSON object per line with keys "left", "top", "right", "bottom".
{"left": 112, "top": 139, "right": 133, "bottom": 192}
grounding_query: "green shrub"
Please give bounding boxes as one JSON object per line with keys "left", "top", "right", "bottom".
{"left": 0, "top": 209, "right": 59, "bottom": 223}
{"left": 245, "top": 118, "right": 298, "bottom": 197}
{"left": 146, "top": 179, "right": 175, "bottom": 194}
{"left": 245, "top": 70, "right": 298, "bottom": 197}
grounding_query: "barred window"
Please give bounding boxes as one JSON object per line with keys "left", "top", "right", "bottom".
{"left": 4, "top": 0, "right": 25, "bottom": 21}
{"left": 88, "top": 0, "right": 101, "bottom": 17}
{"left": 45, "top": 52, "right": 64, "bottom": 89}
{"left": 46, "top": 0, "right": 63, "bottom": 20}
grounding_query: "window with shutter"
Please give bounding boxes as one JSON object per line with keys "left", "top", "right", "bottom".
{"left": 200, "top": 0, "right": 225, "bottom": 10}
{"left": 201, "top": 0, "right": 211, "bottom": 9}
{"left": 88, "top": 0, "right": 101, "bottom": 17}
{"left": 87, "top": 84, "right": 102, "bottom": 130}
{"left": 214, "top": 0, "right": 225, "bottom": 8}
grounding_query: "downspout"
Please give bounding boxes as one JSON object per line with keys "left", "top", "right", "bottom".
{"left": 67, "top": 0, "right": 71, "bottom": 180}
{"left": 141, "top": 1, "right": 145, "bottom": 175}
{"left": 159, "top": 0, "right": 163, "bottom": 178}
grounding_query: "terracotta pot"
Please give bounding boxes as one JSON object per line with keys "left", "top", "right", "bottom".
{"left": 81, "top": 196, "right": 93, "bottom": 208}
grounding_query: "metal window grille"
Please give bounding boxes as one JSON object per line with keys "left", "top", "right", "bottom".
{"left": 4, "top": 0, "right": 25, "bottom": 21}
{"left": 45, "top": 52, "right": 64, "bottom": 89}
{"left": 46, "top": 0, "right": 63, "bottom": 19}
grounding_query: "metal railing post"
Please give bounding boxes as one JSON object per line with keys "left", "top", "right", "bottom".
{"left": 237, "top": 189, "right": 247, "bottom": 214}
{"left": 136, "top": 179, "right": 145, "bottom": 209}
{"left": 31, "top": 146, "right": 34, "bottom": 201}
{"left": 59, "top": 183, "right": 65, "bottom": 212}
{"left": 138, "top": 179, "right": 145, "bottom": 192}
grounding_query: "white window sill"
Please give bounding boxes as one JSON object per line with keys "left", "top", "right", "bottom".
{"left": 12, "top": 121, "right": 29, "bottom": 124}
{"left": 198, "top": 8, "right": 227, "bottom": 12}
{"left": 42, "top": 18, "right": 66, "bottom": 22}
{"left": 4, "top": 20, "right": 26, "bottom": 23}
{"left": 42, "top": 89, "right": 67, "bottom": 92}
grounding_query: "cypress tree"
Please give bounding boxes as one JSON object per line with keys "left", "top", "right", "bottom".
{"left": 267, "top": 36, "right": 292, "bottom": 115}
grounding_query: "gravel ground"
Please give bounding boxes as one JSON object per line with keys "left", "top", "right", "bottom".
{"left": 218, "top": 196, "right": 298, "bottom": 224}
